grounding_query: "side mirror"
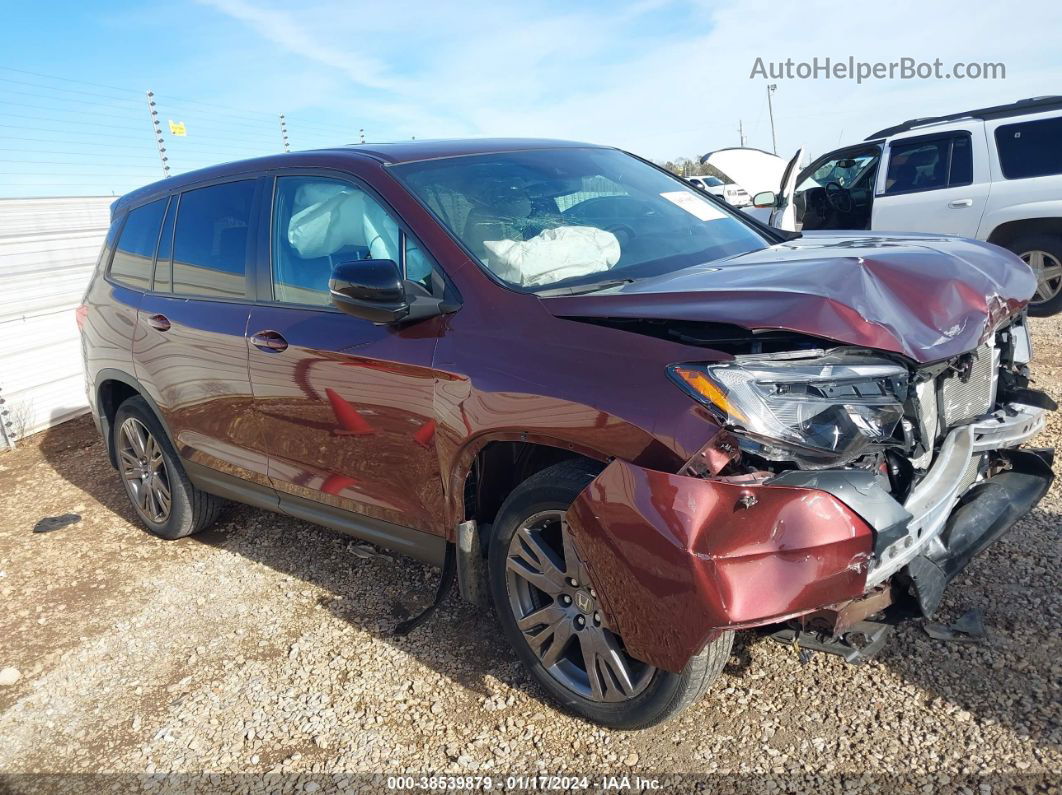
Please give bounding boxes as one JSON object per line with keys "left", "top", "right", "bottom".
{"left": 329, "top": 259, "right": 458, "bottom": 325}
{"left": 752, "top": 191, "right": 777, "bottom": 208}
{"left": 329, "top": 259, "right": 409, "bottom": 324}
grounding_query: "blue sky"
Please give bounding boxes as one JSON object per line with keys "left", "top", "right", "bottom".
{"left": 2, "top": 0, "right": 1061, "bottom": 196}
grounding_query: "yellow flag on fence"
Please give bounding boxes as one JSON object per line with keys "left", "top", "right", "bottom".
{"left": 168, "top": 120, "right": 187, "bottom": 136}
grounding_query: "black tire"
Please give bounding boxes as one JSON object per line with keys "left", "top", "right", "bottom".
{"left": 112, "top": 395, "right": 224, "bottom": 539}
{"left": 488, "top": 459, "right": 733, "bottom": 729}
{"left": 1006, "top": 233, "right": 1062, "bottom": 317}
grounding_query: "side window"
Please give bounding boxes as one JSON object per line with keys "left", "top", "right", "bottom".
{"left": 272, "top": 175, "right": 435, "bottom": 306}
{"left": 995, "top": 116, "right": 1062, "bottom": 180}
{"left": 884, "top": 135, "right": 971, "bottom": 195}
{"left": 949, "top": 135, "right": 973, "bottom": 187}
{"left": 152, "top": 196, "right": 177, "bottom": 293}
{"left": 884, "top": 140, "right": 949, "bottom": 194}
{"left": 172, "top": 180, "right": 255, "bottom": 299}
{"left": 109, "top": 198, "right": 167, "bottom": 290}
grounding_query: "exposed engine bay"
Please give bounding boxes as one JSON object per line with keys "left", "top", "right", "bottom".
{"left": 670, "top": 314, "right": 1055, "bottom": 634}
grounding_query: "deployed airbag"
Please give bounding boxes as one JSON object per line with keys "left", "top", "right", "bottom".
{"left": 484, "top": 226, "right": 620, "bottom": 287}
{"left": 288, "top": 185, "right": 366, "bottom": 258}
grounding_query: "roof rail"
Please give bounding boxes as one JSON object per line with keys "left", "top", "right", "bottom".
{"left": 864, "top": 96, "right": 1062, "bottom": 140}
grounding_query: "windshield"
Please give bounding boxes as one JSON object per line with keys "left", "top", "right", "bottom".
{"left": 800, "top": 152, "right": 879, "bottom": 190}
{"left": 391, "top": 148, "right": 768, "bottom": 292}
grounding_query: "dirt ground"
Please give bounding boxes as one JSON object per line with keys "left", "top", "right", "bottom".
{"left": 0, "top": 316, "right": 1060, "bottom": 794}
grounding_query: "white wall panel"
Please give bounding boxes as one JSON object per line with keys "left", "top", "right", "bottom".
{"left": 0, "top": 196, "right": 113, "bottom": 447}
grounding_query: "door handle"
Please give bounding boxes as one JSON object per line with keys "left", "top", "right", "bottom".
{"left": 948, "top": 199, "right": 973, "bottom": 208}
{"left": 250, "top": 329, "right": 288, "bottom": 353}
{"left": 147, "top": 313, "right": 171, "bottom": 332}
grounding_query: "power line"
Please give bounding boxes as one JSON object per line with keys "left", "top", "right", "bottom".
{"left": 0, "top": 76, "right": 143, "bottom": 105}
{"left": 0, "top": 99, "right": 145, "bottom": 121}
{"left": 0, "top": 66, "right": 283, "bottom": 120}
{"left": 0, "top": 135, "right": 158, "bottom": 151}
{"left": 0, "top": 124, "right": 149, "bottom": 141}
{"left": 2, "top": 113, "right": 147, "bottom": 133}
{"left": 0, "top": 159, "right": 173, "bottom": 168}
{"left": 0, "top": 66, "right": 143, "bottom": 96}
{"left": 0, "top": 86, "right": 144, "bottom": 108}
{"left": 0, "top": 148, "right": 160, "bottom": 160}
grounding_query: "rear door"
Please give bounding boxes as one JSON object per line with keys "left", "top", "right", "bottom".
{"left": 871, "top": 126, "right": 990, "bottom": 237}
{"left": 134, "top": 178, "right": 268, "bottom": 485}
{"left": 245, "top": 171, "right": 449, "bottom": 536}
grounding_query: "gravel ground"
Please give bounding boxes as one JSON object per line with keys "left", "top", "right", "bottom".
{"left": 0, "top": 316, "right": 1060, "bottom": 794}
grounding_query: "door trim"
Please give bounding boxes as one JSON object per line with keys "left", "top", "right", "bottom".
{"left": 277, "top": 491, "right": 447, "bottom": 566}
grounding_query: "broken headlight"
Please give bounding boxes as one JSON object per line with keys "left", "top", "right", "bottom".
{"left": 670, "top": 358, "right": 909, "bottom": 468}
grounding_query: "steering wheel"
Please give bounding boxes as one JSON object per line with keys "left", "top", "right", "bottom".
{"left": 601, "top": 222, "right": 637, "bottom": 244}
{"left": 824, "top": 181, "right": 853, "bottom": 214}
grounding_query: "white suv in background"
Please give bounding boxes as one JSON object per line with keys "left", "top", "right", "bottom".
{"left": 687, "top": 175, "right": 751, "bottom": 207}
{"left": 754, "top": 96, "right": 1062, "bottom": 315}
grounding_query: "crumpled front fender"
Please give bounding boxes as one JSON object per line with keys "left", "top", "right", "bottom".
{"left": 565, "top": 460, "right": 875, "bottom": 672}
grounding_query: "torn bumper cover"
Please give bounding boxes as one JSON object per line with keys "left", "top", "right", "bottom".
{"left": 567, "top": 427, "right": 1053, "bottom": 673}
{"left": 565, "top": 462, "right": 875, "bottom": 673}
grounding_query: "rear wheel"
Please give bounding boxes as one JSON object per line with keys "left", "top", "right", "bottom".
{"left": 488, "top": 460, "right": 732, "bottom": 728}
{"left": 1008, "top": 234, "right": 1062, "bottom": 317}
{"left": 113, "top": 396, "right": 224, "bottom": 539}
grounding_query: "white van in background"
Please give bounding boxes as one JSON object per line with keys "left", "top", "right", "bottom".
{"left": 753, "top": 96, "right": 1062, "bottom": 316}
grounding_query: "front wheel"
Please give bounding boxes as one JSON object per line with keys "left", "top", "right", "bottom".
{"left": 488, "top": 460, "right": 733, "bottom": 729}
{"left": 1008, "top": 234, "right": 1062, "bottom": 317}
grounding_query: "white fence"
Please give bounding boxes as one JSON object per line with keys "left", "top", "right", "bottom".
{"left": 0, "top": 196, "right": 113, "bottom": 448}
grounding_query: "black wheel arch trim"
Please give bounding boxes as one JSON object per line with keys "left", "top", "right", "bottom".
{"left": 94, "top": 368, "right": 177, "bottom": 469}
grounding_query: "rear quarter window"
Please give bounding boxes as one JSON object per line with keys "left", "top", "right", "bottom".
{"left": 108, "top": 199, "right": 167, "bottom": 290}
{"left": 995, "top": 116, "right": 1062, "bottom": 179}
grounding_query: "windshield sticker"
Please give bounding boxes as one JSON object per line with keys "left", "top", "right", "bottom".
{"left": 659, "top": 191, "right": 728, "bottom": 221}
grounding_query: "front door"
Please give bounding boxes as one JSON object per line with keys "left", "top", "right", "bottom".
{"left": 871, "top": 127, "right": 990, "bottom": 237}
{"left": 246, "top": 173, "right": 449, "bottom": 536}
{"left": 779, "top": 145, "right": 880, "bottom": 232}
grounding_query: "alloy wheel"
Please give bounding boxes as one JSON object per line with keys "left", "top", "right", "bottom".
{"left": 118, "top": 417, "right": 172, "bottom": 525}
{"left": 1021, "top": 249, "right": 1062, "bottom": 304}
{"left": 504, "top": 510, "right": 653, "bottom": 702}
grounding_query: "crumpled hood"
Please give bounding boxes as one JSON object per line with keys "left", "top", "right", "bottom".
{"left": 541, "top": 232, "right": 1037, "bottom": 363}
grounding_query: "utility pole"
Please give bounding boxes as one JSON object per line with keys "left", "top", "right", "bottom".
{"left": 738, "top": 120, "right": 746, "bottom": 147}
{"left": 145, "top": 91, "right": 170, "bottom": 178}
{"left": 767, "top": 83, "right": 778, "bottom": 154}
{"left": 279, "top": 113, "right": 291, "bottom": 152}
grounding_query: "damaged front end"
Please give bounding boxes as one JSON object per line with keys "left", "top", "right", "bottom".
{"left": 566, "top": 316, "right": 1055, "bottom": 673}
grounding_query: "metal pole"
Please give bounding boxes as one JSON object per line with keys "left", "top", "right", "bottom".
{"left": 738, "top": 120, "right": 746, "bottom": 147}
{"left": 145, "top": 91, "right": 170, "bottom": 178}
{"left": 359, "top": 128, "right": 365, "bottom": 144}
{"left": 279, "top": 113, "right": 291, "bottom": 152}
{"left": 767, "top": 84, "right": 778, "bottom": 155}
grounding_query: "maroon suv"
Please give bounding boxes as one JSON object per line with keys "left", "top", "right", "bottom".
{"left": 79, "top": 139, "right": 1055, "bottom": 728}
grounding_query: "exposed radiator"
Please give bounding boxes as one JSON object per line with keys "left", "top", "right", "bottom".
{"left": 939, "top": 344, "right": 998, "bottom": 427}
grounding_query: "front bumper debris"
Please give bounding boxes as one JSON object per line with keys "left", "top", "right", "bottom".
{"left": 566, "top": 402, "right": 1053, "bottom": 673}
{"left": 906, "top": 447, "right": 1053, "bottom": 615}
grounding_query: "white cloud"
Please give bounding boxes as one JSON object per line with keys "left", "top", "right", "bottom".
{"left": 195, "top": 0, "right": 1062, "bottom": 162}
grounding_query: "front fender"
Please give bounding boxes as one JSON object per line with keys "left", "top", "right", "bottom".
{"left": 565, "top": 460, "right": 875, "bottom": 672}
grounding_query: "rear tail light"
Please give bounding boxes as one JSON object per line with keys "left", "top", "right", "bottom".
{"left": 75, "top": 304, "right": 88, "bottom": 331}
